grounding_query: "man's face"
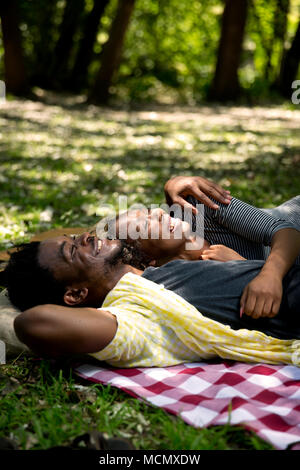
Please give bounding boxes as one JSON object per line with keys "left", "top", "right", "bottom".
{"left": 38, "top": 232, "right": 123, "bottom": 290}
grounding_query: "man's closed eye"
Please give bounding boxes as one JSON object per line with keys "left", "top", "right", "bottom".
{"left": 71, "top": 244, "right": 77, "bottom": 259}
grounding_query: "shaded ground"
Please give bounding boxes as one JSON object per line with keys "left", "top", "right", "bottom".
{"left": 1, "top": 91, "right": 299, "bottom": 249}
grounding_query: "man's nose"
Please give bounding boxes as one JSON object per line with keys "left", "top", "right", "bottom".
{"left": 78, "top": 232, "right": 93, "bottom": 246}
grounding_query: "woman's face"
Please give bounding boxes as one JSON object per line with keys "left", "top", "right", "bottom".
{"left": 114, "top": 208, "right": 192, "bottom": 259}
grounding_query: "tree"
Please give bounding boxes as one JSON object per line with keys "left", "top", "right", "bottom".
{"left": 209, "top": 0, "right": 248, "bottom": 101}
{"left": 51, "top": 0, "right": 85, "bottom": 88}
{"left": 89, "top": 0, "right": 136, "bottom": 104}
{"left": 251, "top": 0, "right": 290, "bottom": 83}
{"left": 272, "top": 0, "right": 290, "bottom": 75}
{"left": 277, "top": 18, "right": 300, "bottom": 97}
{"left": 69, "top": 0, "right": 110, "bottom": 91}
{"left": 0, "top": 0, "right": 28, "bottom": 95}
{"left": 30, "top": 1, "right": 60, "bottom": 87}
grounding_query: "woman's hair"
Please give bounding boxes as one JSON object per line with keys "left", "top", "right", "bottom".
{"left": 115, "top": 239, "right": 154, "bottom": 270}
{"left": 0, "top": 242, "right": 66, "bottom": 311}
{"left": 102, "top": 213, "right": 154, "bottom": 269}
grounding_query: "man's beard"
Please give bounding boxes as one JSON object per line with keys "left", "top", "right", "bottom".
{"left": 105, "top": 240, "right": 152, "bottom": 271}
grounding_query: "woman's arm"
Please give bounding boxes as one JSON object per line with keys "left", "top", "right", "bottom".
{"left": 205, "top": 196, "right": 298, "bottom": 246}
{"left": 14, "top": 304, "right": 117, "bottom": 357}
{"left": 206, "top": 199, "right": 300, "bottom": 317}
{"left": 241, "top": 228, "right": 300, "bottom": 319}
{"left": 165, "top": 177, "right": 297, "bottom": 247}
{"left": 209, "top": 199, "right": 300, "bottom": 318}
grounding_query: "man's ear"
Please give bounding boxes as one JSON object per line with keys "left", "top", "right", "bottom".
{"left": 149, "top": 259, "right": 157, "bottom": 266}
{"left": 64, "top": 287, "right": 89, "bottom": 306}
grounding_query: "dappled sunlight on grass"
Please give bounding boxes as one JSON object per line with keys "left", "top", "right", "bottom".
{"left": 0, "top": 93, "right": 299, "bottom": 249}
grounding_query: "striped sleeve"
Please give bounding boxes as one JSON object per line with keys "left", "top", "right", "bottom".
{"left": 204, "top": 197, "right": 299, "bottom": 246}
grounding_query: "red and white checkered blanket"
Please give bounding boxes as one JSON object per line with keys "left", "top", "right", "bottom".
{"left": 74, "top": 360, "right": 300, "bottom": 450}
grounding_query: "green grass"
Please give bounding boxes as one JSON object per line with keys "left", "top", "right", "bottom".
{"left": 0, "top": 355, "right": 272, "bottom": 450}
{"left": 1, "top": 90, "right": 299, "bottom": 449}
{"left": 1, "top": 90, "right": 300, "bottom": 250}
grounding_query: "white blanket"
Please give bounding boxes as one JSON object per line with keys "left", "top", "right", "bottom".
{"left": 0, "top": 289, "right": 29, "bottom": 356}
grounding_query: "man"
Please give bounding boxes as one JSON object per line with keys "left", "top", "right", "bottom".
{"left": 1, "top": 231, "right": 300, "bottom": 368}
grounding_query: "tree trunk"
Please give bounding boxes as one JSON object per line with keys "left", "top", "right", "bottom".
{"left": 274, "top": 0, "right": 289, "bottom": 41}
{"left": 31, "top": 0, "right": 59, "bottom": 87}
{"left": 265, "top": 0, "right": 289, "bottom": 83}
{"left": 277, "top": 19, "right": 300, "bottom": 97}
{"left": 209, "top": 0, "right": 248, "bottom": 101}
{"left": 89, "top": 0, "right": 136, "bottom": 104}
{"left": 52, "top": 0, "right": 85, "bottom": 87}
{"left": 69, "top": 0, "right": 110, "bottom": 91}
{"left": 0, "top": 0, "right": 28, "bottom": 95}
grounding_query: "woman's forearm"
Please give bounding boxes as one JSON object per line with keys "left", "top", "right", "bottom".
{"left": 206, "top": 197, "right": 298, "bottom": 245}
{"left": 240, "top": 227, "right": 300, "bottom": 319}
{"left": 262, "top": 228, "right": 300, "bottom": 279}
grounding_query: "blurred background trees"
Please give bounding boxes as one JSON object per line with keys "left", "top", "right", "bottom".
{"left": 0, "top": 0, "right": 299, "bottom": 104}
{"left": 209, "top": 0, "right": 249, "bottom": 101}
{"left": 0, "top": 0, "right": 28, "bottom": 95}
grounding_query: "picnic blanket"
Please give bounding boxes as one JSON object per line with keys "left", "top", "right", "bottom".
{"left": 74, "top": 360, "right": 300, "bottom": 450}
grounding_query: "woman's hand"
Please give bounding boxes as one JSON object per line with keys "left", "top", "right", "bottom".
{"left": 164, "top": 176, "right": 232, "bottom": 213}
{"left": 240, "top": 272, "right": 283, "bottom": 319}
{"left": 241, "top": 228, "right": 300, "bottom": 319}
{"left": 201, "top": 245, "right": 246, "bottom": 262}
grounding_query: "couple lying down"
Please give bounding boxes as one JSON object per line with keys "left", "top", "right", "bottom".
{"left": 2, "top": 175, "right": 300, "bottom": 367}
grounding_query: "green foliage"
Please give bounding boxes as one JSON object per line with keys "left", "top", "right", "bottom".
{"left": 117, "top": 0, "right": 300, "bottom": 102}
{"left": 1, "top": 0, "right": 299, "bottom": 102}
{"left": 115, "top": 0, "right": 222, "bottom": 103}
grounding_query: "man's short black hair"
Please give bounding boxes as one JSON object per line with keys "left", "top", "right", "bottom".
{"left": 0, "top": 242, "right": 66, "bottom": 311}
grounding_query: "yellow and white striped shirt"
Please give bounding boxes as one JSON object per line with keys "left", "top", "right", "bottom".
{"left": 89, "top": 272, "right": 300, "bottom": 368}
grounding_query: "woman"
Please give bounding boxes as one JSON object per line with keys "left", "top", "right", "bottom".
{"left": 104, "top": 176, "right": 300, "bottom": 321}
